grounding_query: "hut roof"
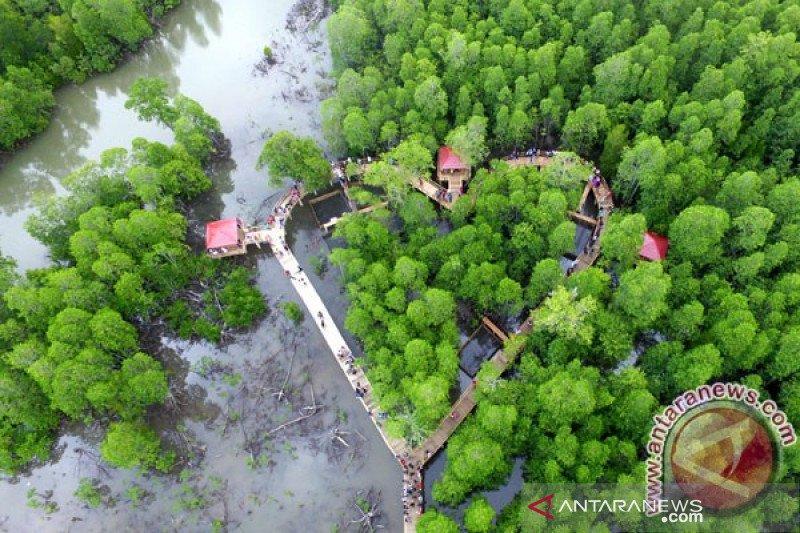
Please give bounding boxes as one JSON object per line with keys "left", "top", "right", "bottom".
{"left": 437, "top": 146, "right": 467, "bottom": 171}
{"left": 205, "top": 218, "right": 241, "bottom": 249}
{"left": 639, "top": 231, "right": 669, "bottom": 261}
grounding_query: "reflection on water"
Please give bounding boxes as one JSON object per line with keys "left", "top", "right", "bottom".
{"left": 0, "top": 0, "right": 328, "bottom": 271}
{"left": 459, "top": 329, "right": 502, "bottom": 377}
{"left": 423, "top": 451, "right": 524, "bottom": 523}
{"left": 0, "top": 0, "right": 402, "bottom": 531}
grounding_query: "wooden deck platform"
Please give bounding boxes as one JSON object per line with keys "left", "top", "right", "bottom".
{"left": 218, "top": 151, "right": 616, "bottom": 532}
{"left": 502, "top": 154, "right": 555, "bottom": 168}
{"left": 481, "top": 316, "right": 509, "bottom": 342}
{"left": 570, "top": 210, "right": 598, "bottom": 226}
{"left": 412, "top": 177, "right": 458, "bottom": 209}
{"left": 208, "top": 244, "right": 247, "bottom": 258}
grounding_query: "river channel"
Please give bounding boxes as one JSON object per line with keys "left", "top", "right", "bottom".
{"left": 0, "top": 1, "right": 402, "bottom": 531}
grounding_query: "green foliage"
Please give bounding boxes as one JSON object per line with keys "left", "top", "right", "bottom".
{"left": 218, "top": 267, "right": 266, "bottom": 328}
{"left": 600, "top": 213, "right": 646, "bottom": 271}
{"left": 399, "top": 192, "right": 436, "bottom": 229}
{"left": 445, "top": 116, "right": 488, "bottom": 167}
{"left": 562, "top": 103, "right": 610, "bottom": 156}
{"left": 309, "top": 255, "right": 328, "bottom": 277}
{"left": 100, "top": 421, "right": 173, "bottom": 471}
{"left": 257, "top": 131, "right": 331, "bottom": 190}
{"left": 280, "top": 301, "right": 304, "bottom": 323}
{"left": 126, "top": 78, "right": 223, "bottom": 163}
{"left": 532, "top": 286, "right": 596, "bottom": 346}
{"left": 0, "top": 3, "right": 177, "bottom": 149}
{"left": 125, "top": 484, "right": 147, "bottom": 506}
{"left": 0, "top": 361, "right": 59, "bottom": 472}
{"left": 0, "top": 93, "right": 264, "bottom": 473}
{"left": 464, "top": 496, "right": 496, "bottom": 533}
{"left": 527, "top": 258, "right": 563, "bottom": 305}
{"left": 327, "top": 4, "right": 376, "bottom": 71}
{"left": 0, "top": 67, "right": 55, "bottom": 150}
{"left": 669, "top": 206, "right": 730, "bottom": 268}
{"left": 324, "top": 0, "right": 800, "bottom": 527}
{"left": 417, "top": 509, "right": 459, "bottom": 533}
{"left": 612, "top": 262, "right": 671, "bottom": 330}
{"left": 124, "top": 78, "right": 176, "bottom": 124}
{"left": 74, "top": 478, "right": 104, "bottom": 508}
{"left": 26, "top": 487, "right": 59, "bottom": 513}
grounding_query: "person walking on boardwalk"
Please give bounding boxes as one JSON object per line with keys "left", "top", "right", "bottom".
{"left": 317, "top": 311, "right": 325, "bottom": 328}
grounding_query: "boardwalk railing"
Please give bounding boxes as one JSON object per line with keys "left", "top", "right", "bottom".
{"left": 404, "top": 156, "right": 615, "bottom": 519}
{"left": 349, "top": 160, "right": 457, "bottom": 209}
{"left": 260, "top": 151, "right": 614, "bottom": 533}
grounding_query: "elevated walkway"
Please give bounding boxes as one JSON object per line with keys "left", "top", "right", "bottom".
{"left": 320, "top": 201, "right": 388, "bottom": 232}
{"left": 262, "top": 193, "right": 411, "bottom": 462}
{"left": 502, "top": 154, "right": 555, "bottom": 168}
{"left": 403, "top": 159, "right": 614, "bottom": 530}
{"left": 215, "top": 149, "right": 614, "bottom": 532}
{"left": 352, "top": 159, "right": 458, "bottom": 209}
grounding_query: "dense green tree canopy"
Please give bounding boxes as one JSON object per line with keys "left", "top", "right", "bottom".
{"left": 257, "top": 130, "right": 332, "bottom": 190}
{"left": 0, "top": 1, "right": 178, "bottom": 150}
{"left": 0, "top": 86, "right": 264, "bottom": 474}
{"left": 323, "top": 0, "right": 800, "bottom": 527}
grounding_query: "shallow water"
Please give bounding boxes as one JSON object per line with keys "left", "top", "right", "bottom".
{"left": 309, "top": 190, "right": 352, "bottom": 226}
{"left": 459, "top": 329, "right": 502, "bottom": 377}
{"left": 423, "top": 452, "right": 524, "bottom": 523}
{"left": 0, "top": 1, "right": 402, "bottom": 531}
{"left": 0, "top": 0, "right": 331, "bottom": 271}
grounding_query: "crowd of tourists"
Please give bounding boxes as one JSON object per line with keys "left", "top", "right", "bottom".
{"left": 398, "top": 452, "right": 425, "bottom": 524}
{"left": 266, "top": 182, "right": 303, "bottom": 230}
{"left": 508, "top": 146, "right": 557, "bottom": 160}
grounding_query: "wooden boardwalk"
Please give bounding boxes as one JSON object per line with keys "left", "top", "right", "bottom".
{"left": 320, "top": 201, "right": 388, "bottom": 232}
{"left": 408, "top": 319, "right": 525, "bottom": 467}
{"left": 262, "top": 194, "right": 411, "bottom": 461}
{"left": 570, "top": 176, "right": 613, "bottom": 272}
{"left": 502, "top": 154, "right": 556, "bottom": 168}
{"left": 256, "top": 151, "right": 614, "bottom": 532}
{"left": 481, "top": 315, "right": 509, "bottom": 342}
{"left": 351, "top": 161, "right": 458, "bottom": 210}
{"left": 402, "top": 158, "right": 614, "bottom": 531}
{"left": 411, "top": 177, "right": 458, "bottom": 208}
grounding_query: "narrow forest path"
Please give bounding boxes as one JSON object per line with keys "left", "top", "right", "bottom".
{"left": 402, "top": 159, "right": 615, "bottom": 531}
{"left": 266, "top": 153, "right": 613, "bottom": 532}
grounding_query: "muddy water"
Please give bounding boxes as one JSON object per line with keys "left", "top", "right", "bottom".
{"left": 0, "top": 1, "right": 401, "bottom": 531}
{"left": 0, "top": 0, "right": 331, "bottom": 271}
{"left": 423, "top": 453, "right": 524, "bottom": 524}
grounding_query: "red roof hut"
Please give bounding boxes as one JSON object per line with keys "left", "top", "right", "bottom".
{"left": 437, "top": 146, "right": 471, "bottom": 194}
{"left": 639, "top": 231, "right": 669, "bottom": 261}
{"left": 206, "top": 218, "right": 246, "bottom": 257}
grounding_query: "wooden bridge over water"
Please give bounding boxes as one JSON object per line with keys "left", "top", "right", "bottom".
{"left": 401, "top": 155, "right": 614, "bottom": 530}
{"left": 211, "top": 150, "right": 614, "bottom": 532}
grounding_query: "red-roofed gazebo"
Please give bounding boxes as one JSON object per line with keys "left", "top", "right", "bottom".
{"left": 437, "top": 146, "right": 466, "bottom": 171}
{"left": 437, "top": 146, "right": 471, "bottom": 194}
{"left": 639, "top": 231, "right": 669, "bottom": 261}
{"left": 206, "top": 218, "right": 246, "bottom": 257}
